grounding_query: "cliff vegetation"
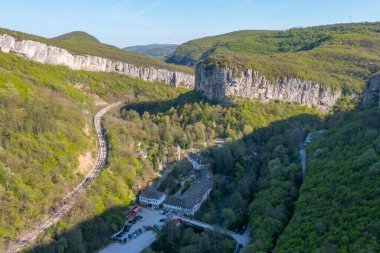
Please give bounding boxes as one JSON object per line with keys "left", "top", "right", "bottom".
{"left": 170, "top": 22, "right": 380, "bottom": 93}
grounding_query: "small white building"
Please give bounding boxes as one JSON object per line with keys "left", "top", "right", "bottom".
{"left": 163, "top": 179, "right": 213, "bottom": 216}
{"left": 139, "top": 190, "right": 166, "bottom": 208}
{"left": 186, "top": 152, "right": 209, "bottom": 170}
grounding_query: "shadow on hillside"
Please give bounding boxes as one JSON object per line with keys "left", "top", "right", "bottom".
{"left": 23, "top": 95, "right": 324, "bottom": 253}
{"left": 124, "top": 90, "right": 216, "bottom": 115}
{"left": 18, "top": 205, "right": 129, "bottom": 253}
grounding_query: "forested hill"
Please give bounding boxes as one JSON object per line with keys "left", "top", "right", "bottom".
{"left": 0, "top": 49, "right": 187, "bottom": 252}
{"left": 123, "top": 44, "right": 178, "bottom": 60}
{"left": 1, "top": 22, "right": 379, "bottom": 253}
{"left": 168, "top": 22, "right": 380, "bottom": 92}
{"left": 0, "top": 28, "right": 192, "bottom": 73}
{"left": 274, "top": 104, "right": 380, "bottom": 252}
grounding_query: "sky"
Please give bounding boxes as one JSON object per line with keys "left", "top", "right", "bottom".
{"left": 0, "top": 0, "right": 379, "bottom": 48}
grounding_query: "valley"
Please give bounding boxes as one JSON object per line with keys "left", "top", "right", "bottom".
{"left": 0, "top": 16, "right": 379, "bottom": 253}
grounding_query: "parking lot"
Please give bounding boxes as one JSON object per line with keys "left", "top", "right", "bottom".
{"left": 99, "top": 208, "right": 166, "bottom": 253}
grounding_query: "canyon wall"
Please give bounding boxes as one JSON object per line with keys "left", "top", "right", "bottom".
{"left": 363, "top": 74, "right": 380, "bottom": 107}
{"left": 0, "top": 34, "right": 194, "bottom": 89}
{"left": 195, "top": 63, "right": 342, "bottom": 111}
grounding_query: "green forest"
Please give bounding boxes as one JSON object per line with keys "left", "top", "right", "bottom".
{"left": 0, "top": 50, "right": 185, "bottom": 252}
{"left": 0, "top": 22, "right": 379, "bottom": 253}
{"left": 145, "top": 224, "right": 236, "bottom": 253}
{"left": 274, "top": 105, "right": 380, "bottom": 252}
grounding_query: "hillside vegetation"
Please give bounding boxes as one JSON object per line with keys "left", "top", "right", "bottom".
{"left": 0, "top": 51, "right": 187, "bottom": 251}
{"left": 1, "top": 24, "right": 379, "bottom": 253}
{"left": 0, "top": 28, "right": 193, "bottom": 74}
{"left": 168, "top": 22, "right": 380, "bottom": 93}
{"left": 274, "top": 105, "right": 380, "bottom": 252}
{"left": 0, "top": 50, "right": 97, "bottom": 240}
{"left": 123, "top": 44, "right": 178, "bottom": 60}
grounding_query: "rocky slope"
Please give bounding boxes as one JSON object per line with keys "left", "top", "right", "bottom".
{"left": 0, "top": 34, "right": 194, "bottom": 88}
{"left": 195, "top": 63, "right": 342, "bottom": 111}
{"left": 363, "top": 74, "right": 380, "bottom": 107}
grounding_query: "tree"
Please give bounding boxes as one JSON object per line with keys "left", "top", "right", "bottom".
{"left": 230, "top": 191, "right": 245, "bottom": 216}
{"left": 222, "top": 208, "right": 237, "bottom": 228}
{"left": 65, "top": 228, "right": 85, "bottom": 253}
{"left": 56, "top": 237, "right": 67, "bottom": 253}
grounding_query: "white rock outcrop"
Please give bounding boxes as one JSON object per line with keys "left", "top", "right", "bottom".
{"left": 0, "top": 34, "right": 194, "bottom": 88}
{"left": 195, "top": 63, "right": 342, "bottom": 111}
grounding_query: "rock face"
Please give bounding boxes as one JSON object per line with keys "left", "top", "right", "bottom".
{"left": 195, "top": 63, "right": 342, "bottom": 111}
{"left": 363, "top": 74, "right": 380, "bottom": 107}
{"left": 0, "top": 34, "right": 194, "bottom": 89}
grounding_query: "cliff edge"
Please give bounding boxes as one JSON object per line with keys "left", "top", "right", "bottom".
{"left": 195, "top": 63, "right": 342, "bottom": 111}
{"left": 363, "top": 74, "right": 380, "bottom": 107}
{"left": 0, "top": 34, "right": 195, "bottom": 89}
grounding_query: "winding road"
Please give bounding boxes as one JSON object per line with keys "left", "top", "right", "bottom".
{"left": 299, "top": 145, "right": 307, "bottom": 180}
{"left": 6, "top": 101, "right": 124, "bottom": 253}
{"left": 172, "top": 215, "right": 251, "bottom": 246}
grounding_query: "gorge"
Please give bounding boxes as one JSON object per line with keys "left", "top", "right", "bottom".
{"left": 2, "top": 33, "right": 379, "bottom": 111}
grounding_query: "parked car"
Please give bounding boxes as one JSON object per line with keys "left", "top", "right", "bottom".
{"left": 153, "top": 224, "right": 160, "bottom": 229}
{"left": 122, "top": 238, "right": 127, "bottom": 244}
{"left": 128, "top": 234, "right": 133, "bottom": 239}
{"left": 122, "top": 225, "right": 130, "bottom": 233}
{"left": 159, "top": 218, "right": 166, "bottom": 222}
{"left": 138, "top": 228, "right": 143, "bottom": 234}
{"left": 136, "top": 215, "right": 143, "bottom": 220}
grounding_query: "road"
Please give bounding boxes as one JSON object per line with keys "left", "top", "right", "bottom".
{"left": 172, "top": 215, "right": 251, "bottom": 246}
{"left": 6, "top": 101, "right": 124, "bottom": 253}
{"left": 299, "top": 145, "right": 307, "bottom": 180}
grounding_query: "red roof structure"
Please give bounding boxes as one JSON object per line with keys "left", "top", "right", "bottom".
{"left": 171, "top": 218, "right": 182, "bottom": 227}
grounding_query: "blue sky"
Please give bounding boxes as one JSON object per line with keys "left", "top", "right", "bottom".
{"left": 0, "top": 0, "right": 379, "bottom": 47}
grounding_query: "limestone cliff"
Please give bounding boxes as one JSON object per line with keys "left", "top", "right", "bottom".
{"left": 195, "top": 63, "right": 342, "bottom": 111}
{"left": 363, "top": 74, "right": 380, "bottom": 107}
{"left": 0, "top": 34, "right": 194, "bottom": 88}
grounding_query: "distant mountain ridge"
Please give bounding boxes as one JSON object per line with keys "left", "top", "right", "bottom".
{"left": 123, "top": 44, "right": 178, "bottom": 60}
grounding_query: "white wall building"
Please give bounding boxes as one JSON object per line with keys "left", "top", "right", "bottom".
{"left": 163, "top": 179, "right": 212, "bottom": 216}
{"left": 139, "top": 190, "right": 166, "bottom": 207}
